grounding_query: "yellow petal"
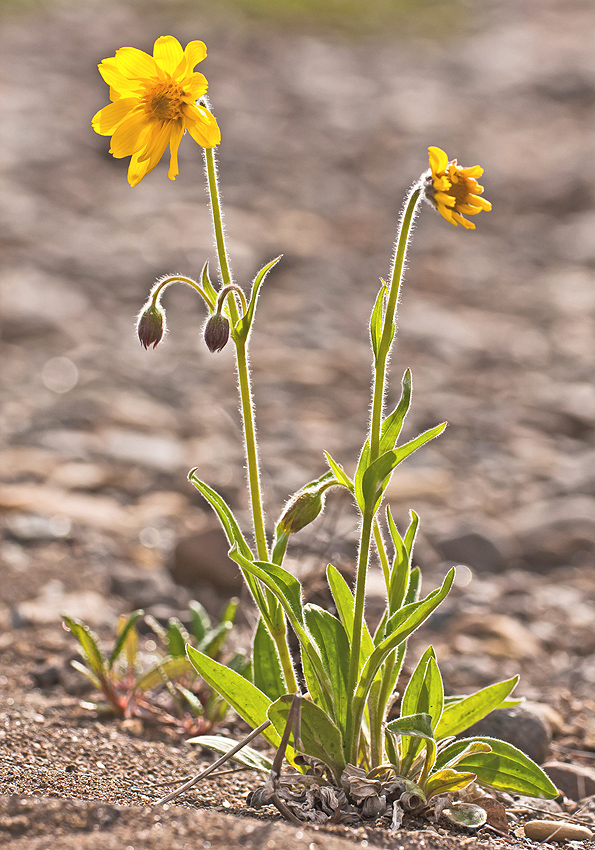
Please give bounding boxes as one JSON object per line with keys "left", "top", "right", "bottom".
{"left": 109, "top": 109, "right": 152, "bottom": 158}
{"left": 183, "top": 103, "right": 221, "bottom": 147}
{"left": 127, "top": 149, "right": 154, "bottom": 187}
{"left": 437, "top": 204, "right": 456, "bottom": 225}
{"left": 92, "top": 98, "right": 139, "bottom": 135}
{"left": 428, "top": 146, "right": 448, "bottom": 175}
{"left": 434, "top": 191, "right": 456, "bottom": 208}
{"left": 113, "top": 46, "right": 158, "bottom": 79}
{"left": 182, "top": 72, "right": 208, "bottom": 101}
{"left": 184, "top": 40, "right": 207, "bottom": 69}
{"left": 455, "top": 203, "right": 482, "bottom": 215}
{"left": 452, "top": 211, "right": 475, "bottom": 229}
{"left": 467, "top": 195, "right": 492, "bottom": 211}
{"left": 433, "top": 176, "right": 450, "bottom": 192}
{"left": 99, "top": 59, "right": 142, "bottom": 94}
{"left": 136, "top": 120, "right": 172, "bottom": 166}
{"left": 167, "top": 118, "right": 185, "bottom": 180}
{"left": 460, "top": 165, "right": 484, "bottom": 178}
{"left": 153, "top": 36, "right": 184, "bottom": 75}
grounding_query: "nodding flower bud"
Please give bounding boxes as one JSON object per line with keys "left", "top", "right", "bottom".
{"left": 137, "top": 303, "right": 165, "bottom": 349}
{"left": 279, "top": 490, "right": 324, "bottom": 535}
{"left": 204, "top": 312, "right": 230, "bottom": 353}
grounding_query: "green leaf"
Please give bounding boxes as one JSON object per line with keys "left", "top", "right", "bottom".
{"left": 386, "top": 507, "right": 409, "bottom": 613}
{"left": 188, "top": 473, "right": 273, "bottom": 621}
{"left": 199, "top": 621, "right": 232, "bottom": 659}
{"left": 453, "top": 737, "right": 559, "bottom": 799}
{"left": 326, "top": 564, "right": 374, "bottom": 664}
{"left": 228, "top": 547, "right": 334, "bottom": 714}
{"left": 403, "top": 510, "right": 420, "bottom": 558}
{"left": 219, "top": 597, "right": 239, "bottom": 627}
{"left": 167, "top": 617, "right": 190, "bottom": 658}
{"left": 252, "top": 618, "right": 286, "bottom": 702}
{"left": 135, "top": 656, "right": 193, "bottom": 690}
{"left": 200, "top": 261, "right": 218, "bottom": 311}
{"left": 268, "top": 694, "right": 346, "bottom": 782}
{"left": 304, "top": 604, "right": 350, "bottom": 737}
{"left": 401, "top": 649, "right": 444, "bottom": 731}
{"left": 186, "top": 734, "right": 273, "bottom": 773}
{"left": 361, "top": 422, "right": 447, "bottom": 513}
{"left": 186, "top": 645, "right": 283, "bottom": 750}
{"left": 423, "top": 769, "right": 476, "bottom": 799}
{"left": 354, "top": 370, "right": 412, "bottom": 510}
{"left": 108, "top": 609, "right": 143, "bottom": 670}
{"left": 351, "top": 569, "right": 454, "bottom": 741}
{"left": 435, "top": 740, "right": 492, "bottom": 771}
{"left": 435, "top": 676, "right": 519, "bottom": 740}
{"left": 323, "top": 452, "right": 353, "bottom": 490}
{"left": 62, "top": 616, "right": 107, "bottom": 678}
{"left": 176, "top": 684, "right": 205, "bottom": 717}
{"left": 386, "top": 712, "right": 435, "bottom": 741}
{"left": 70, "top": 659, "right": 102, "bottom": 690}
{"left": 369, "top": 280, "right": 388, "bottom": 361}
{"left": 189, "top": 600, "right": 211, "bottom": 645}
{"left": 234, "top": 256, "right": 282, "bottom": 342}
{"left": 188, "top": 472, "right": 253, "bottom": 560}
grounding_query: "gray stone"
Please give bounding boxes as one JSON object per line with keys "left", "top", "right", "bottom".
{"left": 464, "top": 707, "right": 551, "bottom": 765}
{"left": 434, "top": 526, "right": 511, "bottom": 573}
{"left": 542, "top": 762, "right": 595, "bottom": 801}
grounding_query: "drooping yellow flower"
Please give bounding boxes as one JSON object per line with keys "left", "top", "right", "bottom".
{"left": 426, "top": 146, "right": 492, "bottom": 229}
{"left": 92, "top": 36, "right": 221, "bottom": 187}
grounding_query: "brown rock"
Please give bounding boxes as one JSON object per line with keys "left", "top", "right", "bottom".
{"left": 168, "top": 527, "right": 243, "bottom": 595}
{"left": 524, "top": 819, "right": 593, "bottom": 842}
{"left": 542, "top": 761, "right": 595, "bottom": 801}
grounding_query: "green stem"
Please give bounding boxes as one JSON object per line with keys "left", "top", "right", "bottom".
{"left": 204, "top": 146, "right": 297, "bottom": 690}
{"left": 369, "top": 185, "right": 422, "bottom": 463}
{"left": 347, "top": 504, "right": 374, "bottom": 762}
{"left": 204, "top": 146, "right": 268, "bottom": 561}
{"left": 151, "top": 275, "right": 214, "bottom": 312}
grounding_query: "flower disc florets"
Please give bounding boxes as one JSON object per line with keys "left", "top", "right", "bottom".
{"left": 92, "top": 36, "right": 221, "bottom": 187}
{"left": 425, "top": 146, "right": 492, "bottom": 229}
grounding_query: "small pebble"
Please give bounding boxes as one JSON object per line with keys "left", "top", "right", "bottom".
{"left": 524, "top": 819, "right": 593, "bottom": 843}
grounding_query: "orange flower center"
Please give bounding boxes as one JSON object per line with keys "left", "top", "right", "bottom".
{"left": 143, "top": 79, "right": 184, "bottom": 121}
{"left": 447, "top": 173, "right": 473, "bottom": 207}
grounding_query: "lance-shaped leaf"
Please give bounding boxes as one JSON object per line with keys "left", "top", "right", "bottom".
{"left": 361, "top": 422, "right": 447, "bottom": 513}
{"left": 234, "top": 256, "right": 282, "bottom": 342}
{"left": 268, "top": 694, "right": 346, "bottom": 783}
{"left": 134, "top": 656, "right": 193, "bottom": 690}
{"left": 350, "top": 569, "right": 454, "bottom": 745}
{"left": 435, "top": 740, "right": 492, "bottom": 772}
{"left": 423, "top": 768, "right": 477, "bottom": 799}
{"left": 189, "top": 600, "right": 211, "bottom": 645}
{"left": 448, "top": 737, "right": 558, "bottom": 799}
{"left": 200, "top": 261, "right": 218, "bottom": 311}
{"left": 108, "top": 609, "right": 143, "bottom": 670}
{"left": 435, "top": 675, "right": 519, "bottom": 740}
{"left": 304, "top": 604, "right": 350, "bottom": 737}
{"left": 252, "top": 617, "right": 286, "bottom": 702}
{"left": 326, "top": 564, "right": 374, "bottom": 665}
{"left": 186, "top": 645, "right": 284, "bottom": 750}
{"left": 186, "top": 734, "right": 273, "bottom": 773}
{"left": 400, "top": 651, "right": 444, "bottom": 770}
{"left": 369, "top": 280, "right": 389, "bottom": 361}
{"left": 62, "top": 616, "right": 107, "bottom": 679}
{"left": 323, "top": 451, "right": 353, "bottom": 490}
{"left": 228, "top": 547, "right": 334, "bottom": 713}
{"left": 387, "top": 712, "right": 437, "bottom": 777}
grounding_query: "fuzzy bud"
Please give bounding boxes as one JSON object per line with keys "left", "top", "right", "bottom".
{"left": 279, "top": 491, "right": 324, "bottom": 535}
{"left": 204, "top": 313, "right": 230, "bottom": 353}
{"left": 137, "top": 303, "right": 165, "bottom": 349}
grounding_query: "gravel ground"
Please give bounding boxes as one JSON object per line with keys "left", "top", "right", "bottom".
{"left": 1, "top": 0, "right": 595, "bottom": 846}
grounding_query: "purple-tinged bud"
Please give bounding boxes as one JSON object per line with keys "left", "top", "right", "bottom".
{"left": 204, "top": 313, "right": 230, "bottom": 353}
{"left": 137, "top": 303, "right": 165, "bottom": 349}
{"left": 279, "top": 491, "right": 324, "bottom": 535}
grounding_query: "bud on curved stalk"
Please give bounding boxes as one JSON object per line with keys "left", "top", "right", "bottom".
{"left": 137, "top": 302, "right": 166, "bottom": 349}
{"left": 204, "top": 312, "right": 231, "bottom": 353}
{"left": 278, "top": 490, "right": 325, "bottom": 535}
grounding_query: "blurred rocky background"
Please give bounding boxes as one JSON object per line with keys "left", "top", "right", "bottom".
{"left": 1, "top": 0, "right": 594, "bottom": 728}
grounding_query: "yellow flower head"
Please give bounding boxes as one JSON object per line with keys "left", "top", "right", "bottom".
{"left": 426, "top": 146, "right": 492, "bottom": 229}
{"left": 92, "top": 36, "right": 221, "bottom": 187}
